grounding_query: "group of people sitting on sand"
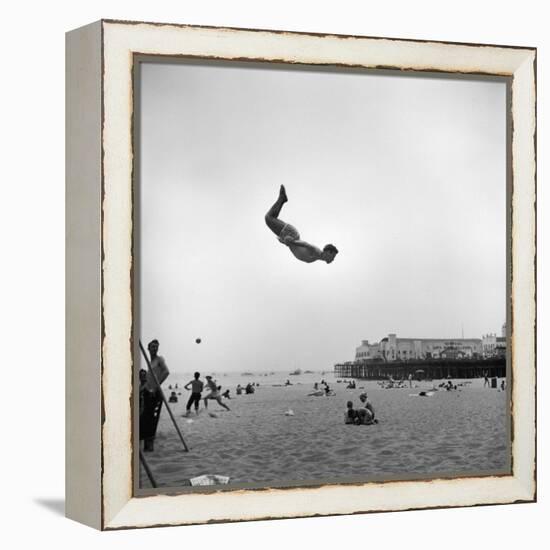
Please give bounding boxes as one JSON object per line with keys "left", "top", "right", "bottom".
{"left": 378, "top": 375, "right": 410, "bottom": 389}
{"left": 437, "top": 380, "right": 458, "bottom": 391}
{"left": 310, "top": 380, "right": 333, "bottom": 396}
{"left": 345, "top": 393, "right": 377, "bottom": 425}
{"left": 236, "top": 383, "right": 256, "bottom": 395}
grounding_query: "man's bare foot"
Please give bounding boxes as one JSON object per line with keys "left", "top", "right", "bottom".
{"left": 279, "top": 185, "right": 288, "bottom": 203}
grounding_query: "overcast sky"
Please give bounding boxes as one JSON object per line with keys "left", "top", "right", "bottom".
{"left": 138, "top": 60, "right": 506, "bottom": 373}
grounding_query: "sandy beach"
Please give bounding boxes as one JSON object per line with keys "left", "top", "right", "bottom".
{"left": 140, "top": 372, "right": 509, "bottom": 489}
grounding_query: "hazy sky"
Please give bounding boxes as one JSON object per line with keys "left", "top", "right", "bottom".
{"left": 138, "top": 60, "right": 506, "bottom": 373}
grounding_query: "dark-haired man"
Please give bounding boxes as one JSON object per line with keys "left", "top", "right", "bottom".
{"left": 184, "top": 371, "right": 204, "bottom": 415}
{"left": 265, "top": 185, "right": 339, "bottom": 264}
{"left": 140, "top": 339, "right": 170, "bottom": 452}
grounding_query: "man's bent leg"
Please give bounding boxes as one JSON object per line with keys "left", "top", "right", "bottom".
{"left": 265, "top": 185, "right": 288, "bottom": 236}
{"left": 265, "top": 214, "right": 286, "bottom": 236}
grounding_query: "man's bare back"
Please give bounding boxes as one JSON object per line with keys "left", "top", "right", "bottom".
{"left": 286, "top": 240, "right": 324, "bottom": 263}
{"left": 264, "top": 186, "right": 338, "bottom": 264}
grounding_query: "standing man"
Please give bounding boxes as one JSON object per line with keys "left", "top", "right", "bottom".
{"left": 140, "top": 339, "right": 170, "bottom": 452}
{"left": 184, "top": 372, "right": 204, "bottom": 415}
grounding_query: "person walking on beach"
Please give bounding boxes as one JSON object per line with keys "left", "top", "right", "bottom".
{"left": 184, "top": 371, "right": 204, "bottom": 415}
{"left": 265, "top": 185, "right": 339, "bottom": 264}
{"left": 140, "top": 339, "right": 170, "bottom": 452}
{"left": 204, "top": 376, "right": 230, "bottom": 411}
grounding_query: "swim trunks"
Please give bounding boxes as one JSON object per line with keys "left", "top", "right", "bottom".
{"left": 278, "top": 223, "right": 300, "bottom": 244}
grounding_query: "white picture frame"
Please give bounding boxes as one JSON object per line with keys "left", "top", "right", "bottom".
{"left": 66, "top": 19, "right": 536, "bottom": 530}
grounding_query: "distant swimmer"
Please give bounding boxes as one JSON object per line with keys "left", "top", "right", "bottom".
{"left": 265, "top": 185, "right": 338, "bottom": 264}
{"left": 184, "top": 371, "right": 204, "bottom": 415}
{"left": 203, "top": 376, "right": 230, "bottom": 411}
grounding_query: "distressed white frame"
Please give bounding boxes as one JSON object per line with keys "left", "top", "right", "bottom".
{"left": 66, "top": 19, "right": 536, "bottom": 530}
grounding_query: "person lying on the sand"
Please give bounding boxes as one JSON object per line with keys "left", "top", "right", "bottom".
{"left": 265, "top": 185, "right": 338, "bottom": 264}
{"left": 203, "top": 376, "right": 230, "bottom": 411}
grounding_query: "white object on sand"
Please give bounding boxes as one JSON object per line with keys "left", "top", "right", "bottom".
{"left": 186, "top": 419, "right": 194, "bottom": 424}
{"left": 285, "top": 409, "right": 294, "bottom": 416}
{"left": 189, "top": 474, "right": 230, "bottom": 486}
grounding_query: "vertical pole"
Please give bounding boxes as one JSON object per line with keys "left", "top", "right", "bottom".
{"left": 140, "top": 448, "right": 158, "bottom": 488}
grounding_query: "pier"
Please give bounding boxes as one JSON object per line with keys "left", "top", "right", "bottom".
{"left": 334, "top": 357, "right": 506, "bottom": 380}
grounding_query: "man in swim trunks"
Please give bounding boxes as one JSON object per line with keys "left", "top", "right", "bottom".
{"left": 184, "top": 371, "right": 204, "bottom": 415}
{"left": 265, "top": 185, "right": 339, "bottom": 264}
{"left": 203, "top": 376, "right": 230, "bottom": 411}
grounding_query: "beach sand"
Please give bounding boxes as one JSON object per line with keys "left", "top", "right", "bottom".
{"left": 140, "top": 373, "right": 509, "bottom": 489}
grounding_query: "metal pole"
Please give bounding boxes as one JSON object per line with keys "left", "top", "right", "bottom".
{"left": 139, "top": 448, "right": 158, "bottom": 488}
{"left": 139, "top": 340, "right": 189, "bottom": 452}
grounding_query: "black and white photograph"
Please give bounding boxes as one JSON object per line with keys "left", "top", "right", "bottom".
{"left": 136, "top": 59, "right": 510, "bottom": 491}
{"left": 5, "top": 0, "right": 545, "bottom": 544}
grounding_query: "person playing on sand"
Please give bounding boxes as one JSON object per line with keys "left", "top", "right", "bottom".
{"left": 184, "top": 371, "right": 204, "bottom": 415}
{"left": 265, "top": 185, "right": 339, "bottom": 264}
{"left": 204, "top": 376, "right": 230, "bottom": 411}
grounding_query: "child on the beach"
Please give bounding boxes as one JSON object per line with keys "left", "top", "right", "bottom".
{"left": 265, "top": 185, "right": 339, "bottom": 264}
{"left": 345, "top": 401, "right": 359, "bottom": 424}
{"left": 203, "top": 376, "right": 230, "bottom": 411}
{"left": 184, "top": 371, "right": 204, "bottom": 415}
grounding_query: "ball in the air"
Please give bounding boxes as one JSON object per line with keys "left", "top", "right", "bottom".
{"left": 195, "top": 338, "right": 201, "bottom": 344}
